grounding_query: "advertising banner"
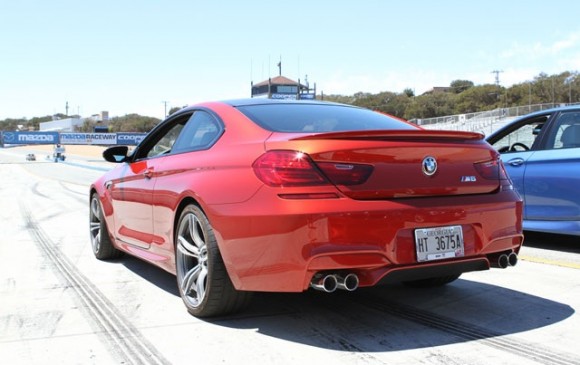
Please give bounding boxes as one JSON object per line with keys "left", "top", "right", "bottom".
{"left": 270, "top": 93, "right": 298, "bottom": 100}
{"left": 299, "top": 93, "right": 316, "bottom": 100}
{"left": 59, "top": 133, "right": 118, "bottom": 145}
{"left": 0, "top": 131, "right": 59, "bottom": 145}
{"left": 116, "top": 133, "right": 147, "bottom": 145}
{"left": 1, "top": 131, "right": 148, "bottom": 146}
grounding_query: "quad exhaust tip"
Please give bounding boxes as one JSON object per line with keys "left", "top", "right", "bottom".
{"left": 310, "top": 272, "right": 359, "bottom": 292}
{"left": 310, "top": 252, "right": 519, "bottom": 293}
{"left": 498, "top": 254, "right": 509, "bottom": 269}
{"left": 508, "top": 252, "right": 518, "bottom": 267}
{"left": 336, "top": 273, "right": 359, "bottom": 291}
{"left": 493, "top": 252, "right": 518, "bottom": 269}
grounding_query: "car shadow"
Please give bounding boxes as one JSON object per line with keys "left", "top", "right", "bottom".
{"left": 207, "top": 279, "right": 575, "bottom": 352}
{"left": 120, "top": 256, "right": 180, "bottom": 296}
{"left": 523, "top": 231, "right": 579, "bottom": 254}
{"left": 115, "top": 256, "right": 575, "bottom": 353}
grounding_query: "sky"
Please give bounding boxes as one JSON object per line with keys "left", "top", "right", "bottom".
{"left": 1, "top": 0, "right": 580, "bottom": 120}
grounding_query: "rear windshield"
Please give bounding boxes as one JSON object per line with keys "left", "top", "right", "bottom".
{"left": 236, "top": 103, "right": 417, "bottom": 133}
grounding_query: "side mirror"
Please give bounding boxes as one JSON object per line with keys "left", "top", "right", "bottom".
{"left": 103, "top": 145, "right": 129, "bottom": 163}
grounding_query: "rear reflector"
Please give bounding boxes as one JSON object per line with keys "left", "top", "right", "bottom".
{"left": 278, "top": 193, "right": 339, "bottom": 200}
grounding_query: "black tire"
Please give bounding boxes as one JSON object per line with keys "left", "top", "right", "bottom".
{"left": 403, "top": 274, "right": 461, "bottom": 288}
{"left": 175, "top": 204, "right": 252, "bottom": 317}
{"left": 89, "top": 194, "right": 123, "bottom": 260}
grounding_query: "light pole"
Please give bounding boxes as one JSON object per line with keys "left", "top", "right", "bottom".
{"left": 551, "top": 78, "right": 555, "bottom": 105}
{"left": 528, "top": 81, "right": 532, "bottom": 113}
{"left": 565, "top": 75, "right": 576, "bottom": 104}
{"left": 162, "top": 101, "right": 169, "bottom": 118}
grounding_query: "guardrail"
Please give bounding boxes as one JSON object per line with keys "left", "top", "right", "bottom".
{"left": 417, "top": 102, "right": 580, "bottom": 134}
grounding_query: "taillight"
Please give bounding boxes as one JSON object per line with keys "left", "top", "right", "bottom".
{"left": 498, "top": 160, "right": 510, "bottom": 181}
{"left": 474, "top": 158, "right": 513, "bottom": 190}
{"left": 498, "top": 160, "right": 514, "bottom": 190}
{"left": 253, "top": 151, "right": 329, "bottom": 187}
{"left": 474, "top": 158, "right": 508, "bottom": 180}
{"left": 475, "top": 158, "right": 499, "bottom": 180}
{"left": 317, "top": 162, "right": 373, "bottom": 185}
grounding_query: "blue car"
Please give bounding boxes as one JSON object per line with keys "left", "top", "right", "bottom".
{"left": 486, "top": 106, "right": 580, "bottom": 236}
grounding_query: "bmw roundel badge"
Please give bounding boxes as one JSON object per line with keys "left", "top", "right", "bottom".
{"left": 422, "top": 156, "right": 437, "bottom": 176}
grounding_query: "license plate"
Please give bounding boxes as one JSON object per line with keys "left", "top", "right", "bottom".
{"left": 414, "top": 225, "right": 464, "bottom": 262}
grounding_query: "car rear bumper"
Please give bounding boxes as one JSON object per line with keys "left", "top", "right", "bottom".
{"left": 208, "top": 189, "right": 524, "bottom": 292}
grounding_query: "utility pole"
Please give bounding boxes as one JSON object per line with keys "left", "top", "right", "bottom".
{"left": 491, "top": 70, "right": 504, "bottom": 109}
{"left": 491, "top": 70, "right": 503, "bottom": 87}
{"left": 277, "top": 55, "right": 282, "bottom": 76}
{"left": 565, "top": 74, "right": 576, "bottom": 104}
{"left": 528, "top": 82, "right": 532, "bottom": 111}
{"left": 552, "top": 78, "right": 555, "bottom": 105}
{"left": 162, "top": 101, "right": 168, "bottom": 118}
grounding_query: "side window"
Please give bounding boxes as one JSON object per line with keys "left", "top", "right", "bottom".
{"left": 147, "top": 124, "right": 183, "bottom": 157}
{"left": 491, "top": 116, "right": 547, "bottom": 153}
{"left": 133, "top": 113, "right": 193, "bottom": 160}
{"left": 146, "top": 123, "right": 185, "bottom": 158}
{"left": 133, "top": 110, "right": 222, "bottom": 160}
{"left": 171, "top": 111, "right": 222, "bottom": 153}
{"left": 547, "top": 112, "right": 580, "bottom": 149}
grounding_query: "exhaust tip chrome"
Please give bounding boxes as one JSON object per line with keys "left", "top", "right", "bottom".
{"left": 336, "top": 273, "right": 359, "bottom": 291}
{"left": 498, "top": 254, "right": 509, "bottom": 269}
{"left": 310, "top": 274, "right": 338, "bottom": 293}
{"left": 508, "top": 252, "right": 518, "bottom": 267}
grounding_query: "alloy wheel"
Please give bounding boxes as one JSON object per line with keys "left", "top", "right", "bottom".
{"left": 176, "top": 212, "right": 209, "bottom": 308}
{"left": 89, "top": 197, "right": 102, "bottom": 253}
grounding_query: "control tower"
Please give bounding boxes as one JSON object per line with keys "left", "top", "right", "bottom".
{"left": 251, "top": 62, "right": 316, "bottom": 99}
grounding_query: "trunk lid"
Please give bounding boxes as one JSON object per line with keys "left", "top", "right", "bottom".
{"left": 265, "top": 130, "right": 501, "bottom": 199}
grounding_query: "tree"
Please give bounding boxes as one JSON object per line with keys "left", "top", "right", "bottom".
{"left": 2, "top": 70, "right": 578, "bottom": 130}
{"left": 454, "top": 84, "right": 501, "bottom": 113}
{"left": 0, "top": 118, "right": 27, "bottom": 131}
{"left": 403, "top": 88, "right": 415, "bottom": 97}
{"left": 405, "top": 92, "right": 456, "bottom": 119}
{"left": 450, "top": 80, "right": 474, "bottom": 94}
{"left": 373, "top": 93, "right": 412, "bottom": 118}
{"left": 168, "top": 106, "right": 183, "bottom": 116}
{"left": 108, "top": 114, "right": 160, "bottom": 132}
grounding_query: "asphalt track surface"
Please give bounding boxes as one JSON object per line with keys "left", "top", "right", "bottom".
{"left": 1, "top": 146, "right": 579, "bottom": 365}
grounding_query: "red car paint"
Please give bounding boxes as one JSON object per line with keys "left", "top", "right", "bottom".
{"left": 91, "top": 99, "right": 523, "bottom": 294}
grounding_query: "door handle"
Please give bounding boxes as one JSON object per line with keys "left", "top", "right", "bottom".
{"left": 506, "top": 158, "right": 525, "bottom": 167}
{"left": 143, "top": 168, "right": 154, "bottom": 179}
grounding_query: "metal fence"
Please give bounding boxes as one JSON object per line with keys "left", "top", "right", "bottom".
{"left": 416, "top": 102, "right": 579, "bottom": 135}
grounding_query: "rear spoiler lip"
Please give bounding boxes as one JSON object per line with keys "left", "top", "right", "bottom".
{"left": 288, "top": 129, "right": 485, "bottom": 141}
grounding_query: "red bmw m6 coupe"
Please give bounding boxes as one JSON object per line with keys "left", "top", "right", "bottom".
{"left": 90, "top": 99, "right": 523, "bottom": 317}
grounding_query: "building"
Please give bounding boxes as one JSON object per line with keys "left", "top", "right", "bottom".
{"left": 422, "top": 86, "right": 453, "bottom": 95}
{"left": 251, "top": 75, "right": 316, "bottom": 100}
{"left": 39, "top": 111, "right": 109, "bottom": 132}
{"left": 39, "top": 118, "right": 84, "bottom": 132}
